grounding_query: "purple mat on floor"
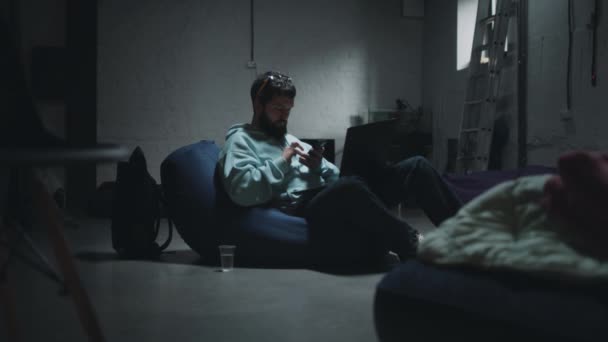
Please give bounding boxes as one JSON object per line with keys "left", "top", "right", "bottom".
{"left": 444, "top": 165, "right": 557, "bottom": 204}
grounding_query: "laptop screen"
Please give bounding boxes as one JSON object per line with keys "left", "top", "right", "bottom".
{"left": 340, "top": 119, "right": 398, "bottom": 178}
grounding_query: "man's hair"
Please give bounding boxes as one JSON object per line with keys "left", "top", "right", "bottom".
{"left": 250, "top": 71, "right": 296, "bottom": 106}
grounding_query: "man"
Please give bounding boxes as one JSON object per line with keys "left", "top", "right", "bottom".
{"left": 218, "top": 71, "right": 461, "bottom": 266}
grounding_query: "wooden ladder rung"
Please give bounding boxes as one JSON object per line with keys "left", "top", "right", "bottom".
{"left": 460, "top": 128, "right": 480, "bottom": 133}
{"left": 479, "top": 15, "right": 497, "bottom": 25}
{"left": 464, "top": 99, "right": 485, "bottom": 105}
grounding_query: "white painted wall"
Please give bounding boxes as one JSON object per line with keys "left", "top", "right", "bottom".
{"left": 527, "top": 0, "right": 608, "bottom": 166}
{"left": 97, "top": 0, "right": 423, "bottom": 184}
{"left": 423, "top": 0, "right": 467, "bottom": 171}
{"left": 426, "top": 0, "right": 608, "bottom": 170}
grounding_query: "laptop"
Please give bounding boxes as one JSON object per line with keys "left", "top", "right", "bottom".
{"left": 291, "top": 119, "right": 398, "bottom": 202}
{"left": 339, "top": 119, "right": 399, "bottom": 178}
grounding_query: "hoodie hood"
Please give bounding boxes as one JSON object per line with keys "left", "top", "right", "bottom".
{"left": 225, "top": 123, "right": 250, "bottom": 140}
{"left": 226, "top": 123, "right": 285, "bottom": 142}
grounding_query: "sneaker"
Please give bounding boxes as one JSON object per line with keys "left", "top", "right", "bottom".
{"left": 386, "top": 251, "right": 401, "bottom": 264}
{"left": 417, "top": 232, "right": 424, "bottom": 242}
{"left": 408, "top": 229, "right": 421, "bottom": 251}
{"left": 379, "top": 251, "right": 402, "bottom": 271}
{"left": 388, "top": 229, "right": 420, "bottom": 263}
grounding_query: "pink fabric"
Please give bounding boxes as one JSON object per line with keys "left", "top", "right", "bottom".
{"left": 542, "top": 151, "right": 608, "bottom": 255}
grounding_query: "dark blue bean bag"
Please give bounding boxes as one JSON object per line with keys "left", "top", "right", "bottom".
{"left": 159, "top": 141, "right": 556, "bottom": 269}
{"left": 160, "top": 140, "right": 313, "bottom": 267}
{"left": 374, "top": 260, "right": 608, "bottom": 342}
{"left": 444, "top": 165, "right": 556, "bottom": 204}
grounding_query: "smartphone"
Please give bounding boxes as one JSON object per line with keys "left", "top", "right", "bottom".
{"left": 310, "top": 140, "right": 327, "bottom": 151}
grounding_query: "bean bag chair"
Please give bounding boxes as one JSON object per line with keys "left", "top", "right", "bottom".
{"left": 444, "top": 165, "right": 556, "bottom": 204}
{"left": 375, "top": 161, "right": 608, "bottom": 341}
{"left": 374, "top": 260, "right": 608, "bottom": 342}
{"left": 160, "top": 140, "right": 313, "bottom": 267}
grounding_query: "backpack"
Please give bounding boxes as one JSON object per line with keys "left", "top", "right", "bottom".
{"left": 111, "top": 146, "right": 173, "bottom": 259}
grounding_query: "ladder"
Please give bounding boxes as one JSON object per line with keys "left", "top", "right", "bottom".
{"left": 456, "top": 0, "right": 518, "bottom": 173}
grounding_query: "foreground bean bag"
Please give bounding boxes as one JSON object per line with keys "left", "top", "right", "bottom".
{"left": 374, "top": 260, "right": 608, "bottom": 342}
{"left": 376, "top": 168, "right": 608, "bottom": 342}
{"left": 160, "top": 140, "right": 312, "bottom": 266}
{"left": 419, "top": 174, "right": 608, "bottom": 279}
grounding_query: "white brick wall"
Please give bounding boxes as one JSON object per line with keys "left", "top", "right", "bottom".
{"left": 425, "top": 0, "right": 608, "bottom": 170}
{"left": 97, "top": 0, "right": 423, "bottom": 184}
{"left": 526, "top": 0, "right": 608, "bottom": 166}
{"left": 423, "top": 0, "right": 466, "bottom": 171}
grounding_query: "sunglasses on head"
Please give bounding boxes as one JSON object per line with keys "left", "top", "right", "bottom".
{"left": 255, "top": 74, "right": 293, "bottom": 100}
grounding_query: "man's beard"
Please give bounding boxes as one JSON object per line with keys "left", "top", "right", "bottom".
{"left": 259, "top": 111, "right": 287, "bottom": 141}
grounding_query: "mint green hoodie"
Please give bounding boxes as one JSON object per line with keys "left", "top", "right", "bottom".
{"left": 218, "top": 123, "right": 340, "bottom": 208}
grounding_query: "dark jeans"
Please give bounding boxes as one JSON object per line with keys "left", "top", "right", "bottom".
{"left": 304, "top": 156, "right": 462, "bottom": 265}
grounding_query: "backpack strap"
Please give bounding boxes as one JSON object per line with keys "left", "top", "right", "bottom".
{"left": 156, "top": 188, "right": 174, "bottom": 253}
{"left": 158, "top": 217, "right": 173, "bottom": 251}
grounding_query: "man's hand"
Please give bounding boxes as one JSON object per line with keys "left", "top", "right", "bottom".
{"left": 282, "top": 142, "right": 303, "bottom": 162}
{"left": 296, "top": 146, "right": 324, "bottom": 170}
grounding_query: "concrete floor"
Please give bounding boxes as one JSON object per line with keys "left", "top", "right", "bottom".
{"left": 2, "top": 209, "right": 434, "bottom": 342}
